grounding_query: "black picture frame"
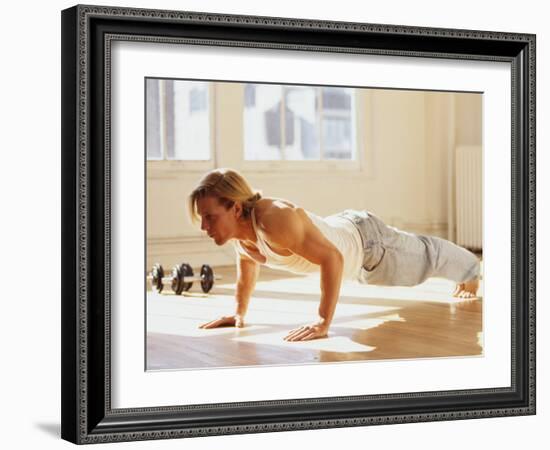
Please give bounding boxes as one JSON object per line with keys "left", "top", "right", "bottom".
{"left": 61, "top": 4, "right": 536, "bottom": 444}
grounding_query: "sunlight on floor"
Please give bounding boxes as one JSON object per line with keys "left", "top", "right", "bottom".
{"left": 336, "top": 314, "right": 406, "bottom": 331}
{"left": 148, "top": 291, "right": 401, "bottom": 338}
{"left": 147, "top": 315, "right": 271, "bottom": 338}
{"left": 477, "top": 331, "right": 484, "bottom": 348}
{"left": 147, "top": 267, "right": 483, "bottom": 367}
{"left": 218, "top": 272, "right": 483, "bottom": 304}
{"left": 147, "top": 285, "right": 408, "bottom": 352}
{"left": 233, "top": 333, "right": 376, "bottom": 353}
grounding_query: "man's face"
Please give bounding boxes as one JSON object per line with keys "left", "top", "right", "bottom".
{"left": 196, "top": 196, "right": 239, "bottom": 246}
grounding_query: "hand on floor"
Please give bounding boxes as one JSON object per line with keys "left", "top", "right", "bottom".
{"left": 284, "top": 322, "right": 329, "bottom": 342}
{"left": 199, "top": 315, "right": 244, "bottom": 329}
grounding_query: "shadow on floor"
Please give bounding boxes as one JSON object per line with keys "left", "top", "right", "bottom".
{"left": 35, "top": 422, "right": 60, "bottom": 438}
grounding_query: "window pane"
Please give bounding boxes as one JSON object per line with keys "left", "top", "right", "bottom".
{"left": 170, "top": 80, "right": 210, "bottom": 160}
{"left": 284, "top": 86, "right": 320, "bottom": 160}
{"left": 146, "top": 79, "right": 162, "bottom": 160}
{"left": 243, "top": 83, "right": 357, "bottom": 162}
{"left": 321, "top": 87, "right": 354, "bottom": 160}
{"left": 243, "top": 84, "right": 283, "bottom": 160}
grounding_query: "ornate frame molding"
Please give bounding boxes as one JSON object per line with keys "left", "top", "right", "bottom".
{"left": 62, "top": 5, "right": 536, "bottom": 444}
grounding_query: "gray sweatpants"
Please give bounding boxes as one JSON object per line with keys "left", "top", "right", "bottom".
{"left": 338, "top": 210, "right": 480, "bottom": 287}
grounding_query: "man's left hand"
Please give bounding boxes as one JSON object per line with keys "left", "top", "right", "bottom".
{"left": 284, "top": 322, "right": 329, "bottom": 342}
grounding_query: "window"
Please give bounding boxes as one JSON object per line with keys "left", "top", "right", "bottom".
{"left": 146, "top": 79, "right": 211, "bottom": 161}
{"left": 243, "top": 84, "right": 356, "bottom": 162}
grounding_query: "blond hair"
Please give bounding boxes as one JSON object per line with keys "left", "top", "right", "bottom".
{"left": 188, "top": 168, "right": 262, "bottom": 224}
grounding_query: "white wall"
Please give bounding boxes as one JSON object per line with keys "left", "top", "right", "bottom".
{"left": 1, "top": 0, "right": 546, "bottom": 449}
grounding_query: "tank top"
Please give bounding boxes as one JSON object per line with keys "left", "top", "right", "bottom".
{"left": 233, "top": 208, "right": 364, "bottom": 280}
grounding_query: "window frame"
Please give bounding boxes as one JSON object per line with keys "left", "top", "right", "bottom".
{"left": 240, "top": 86, "right": 367, "bottom": 173}
{"left": 146, "top": 80, "right": 370, "bottom": 176}
{"left": 146, "top": 79, "right": 217, "bottom": 175}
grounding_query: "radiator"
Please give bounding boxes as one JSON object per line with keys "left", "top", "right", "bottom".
{"left": 455, "top": 145, "right": 482, "bottom": 251}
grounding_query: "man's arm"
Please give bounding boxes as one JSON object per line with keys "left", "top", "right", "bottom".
{"left": 200, "top": 252, "right": 259, "bottom": 329}
{"left": 260, "top": 206, "right": 344, "bottom": 340}
{"left": 235, "top": 253, "right": 260, "bottom": 319}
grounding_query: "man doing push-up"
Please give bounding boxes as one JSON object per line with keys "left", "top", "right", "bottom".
{"left": 188, "top": 168, "right": 480, "bottom": 342}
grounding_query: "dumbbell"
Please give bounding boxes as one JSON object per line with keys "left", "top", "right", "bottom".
{"left": 148, "top": 263, "right": 221, "bottom": 294}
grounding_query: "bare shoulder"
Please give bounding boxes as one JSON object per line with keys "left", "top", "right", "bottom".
{"left": 254, "top": 198, "right": 306, "bottom": 234}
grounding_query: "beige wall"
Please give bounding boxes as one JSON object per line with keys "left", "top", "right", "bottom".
{"left": 146, "top": 84, "right": 482, "bottom": 269}
{"left": 455, "top": 94, "right": 483, "bottom": 146}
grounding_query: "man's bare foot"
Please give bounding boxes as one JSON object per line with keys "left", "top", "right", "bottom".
{"left": 453, "top": 277, "right": 480, "bottom": 300}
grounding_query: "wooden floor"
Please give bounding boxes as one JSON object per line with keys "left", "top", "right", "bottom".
{"left": 146, "top": 265, "right": 483, "bottom": 371}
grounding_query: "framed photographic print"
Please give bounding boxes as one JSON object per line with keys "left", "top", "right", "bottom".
{"left": 61, "top": 4, "right": 536, "bottom": 444}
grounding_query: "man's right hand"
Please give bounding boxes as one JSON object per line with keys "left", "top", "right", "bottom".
{"left": 199, "top": 315, "right": 244, "bottom": 329}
